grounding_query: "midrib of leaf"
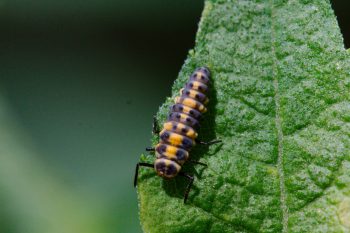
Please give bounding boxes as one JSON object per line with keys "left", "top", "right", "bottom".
{"left": 270, "top": 0, "right": 288, "bottom": 232}
{"left": 190, "top": 0, "right": 291, "bottom": 230}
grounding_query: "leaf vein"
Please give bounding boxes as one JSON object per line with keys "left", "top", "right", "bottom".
{"left": 188, "top": 201, "right": 255, "bottom": 233}
{"left": 270, "top": 1, "right": 289, "bottom": 232}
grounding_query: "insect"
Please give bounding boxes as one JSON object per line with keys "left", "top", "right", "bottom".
{"left": 134, "top": 67, "right": 221, "bottom": 203}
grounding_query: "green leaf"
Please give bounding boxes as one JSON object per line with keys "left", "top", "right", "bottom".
{"left": 136, "top": 0, "right": 350, "bottom": 232}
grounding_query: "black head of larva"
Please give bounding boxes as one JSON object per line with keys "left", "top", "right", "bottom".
{"left": 154, "top": 158, "right": 181, "bottom": 178}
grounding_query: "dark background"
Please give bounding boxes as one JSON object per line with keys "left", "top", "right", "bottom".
{"left": 0, "top": 1, "right": 348, "bottom": 233}
{"left": 331, "top": 1, "right": 350, "bottom": 48}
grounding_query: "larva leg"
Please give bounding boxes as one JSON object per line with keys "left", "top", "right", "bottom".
{"left": 195, "top": 139, "right": 222, "bottom": 146}
{"left": 145, "top": 147, "right": 155, "bottom": 152}
{"left": 179, "top": 172, "right": 194, "bottom": 203}
{"left": 188, "top": 160, "right": 207, "bottom": 167}
{"left": 148, "top": 115, "right": 159, "bottom": 151}
{"left": 152, "top": 115, "right": 160, "bottom": 134}
{"left": 134, "top": 162, "right": 154, "bottom": 187}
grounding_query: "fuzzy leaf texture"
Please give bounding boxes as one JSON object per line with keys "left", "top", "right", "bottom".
{"left": 136, "top": 0, "right": 350, "bottom": 232}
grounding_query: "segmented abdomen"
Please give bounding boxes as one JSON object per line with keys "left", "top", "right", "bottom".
{"left": 154, "top": 67, "right": 210, "bottom": 178}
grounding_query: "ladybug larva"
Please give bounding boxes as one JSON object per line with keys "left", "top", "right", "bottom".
{"left": 134, "top": 67, "right": 221, "bottom": 203}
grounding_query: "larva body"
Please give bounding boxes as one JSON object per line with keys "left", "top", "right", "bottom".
{"left": 134, "top": 66, "right": 220, "bottom": 203}
{"left": 154, "top": 67, "right": 210, "bottom": 178}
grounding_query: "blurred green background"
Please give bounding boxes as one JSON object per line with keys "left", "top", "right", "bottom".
{"left": 0, "top": 1, "right": 349, "bottom": 233}
{"left": 0, "top": 1, "right": 203, "bottom": 233}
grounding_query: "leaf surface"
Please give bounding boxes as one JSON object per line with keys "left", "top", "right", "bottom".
{"left": 137, "top": 0, "right": 350, "bottom": 232}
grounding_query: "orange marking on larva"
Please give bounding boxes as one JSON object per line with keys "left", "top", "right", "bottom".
{"left": 168, "top": 133, "right": 185, "bottom": 146}
{"left": 180, "top": 97, "right": 206, "bottom": 113}
{"left": 186, "top": 89, "right": 201, "bottom": 100}
{"left": 181, "top": 105, "right": 194, "bottom": 115}
{"left": 191, "top": 81, "right": 206, "bottom": 93}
